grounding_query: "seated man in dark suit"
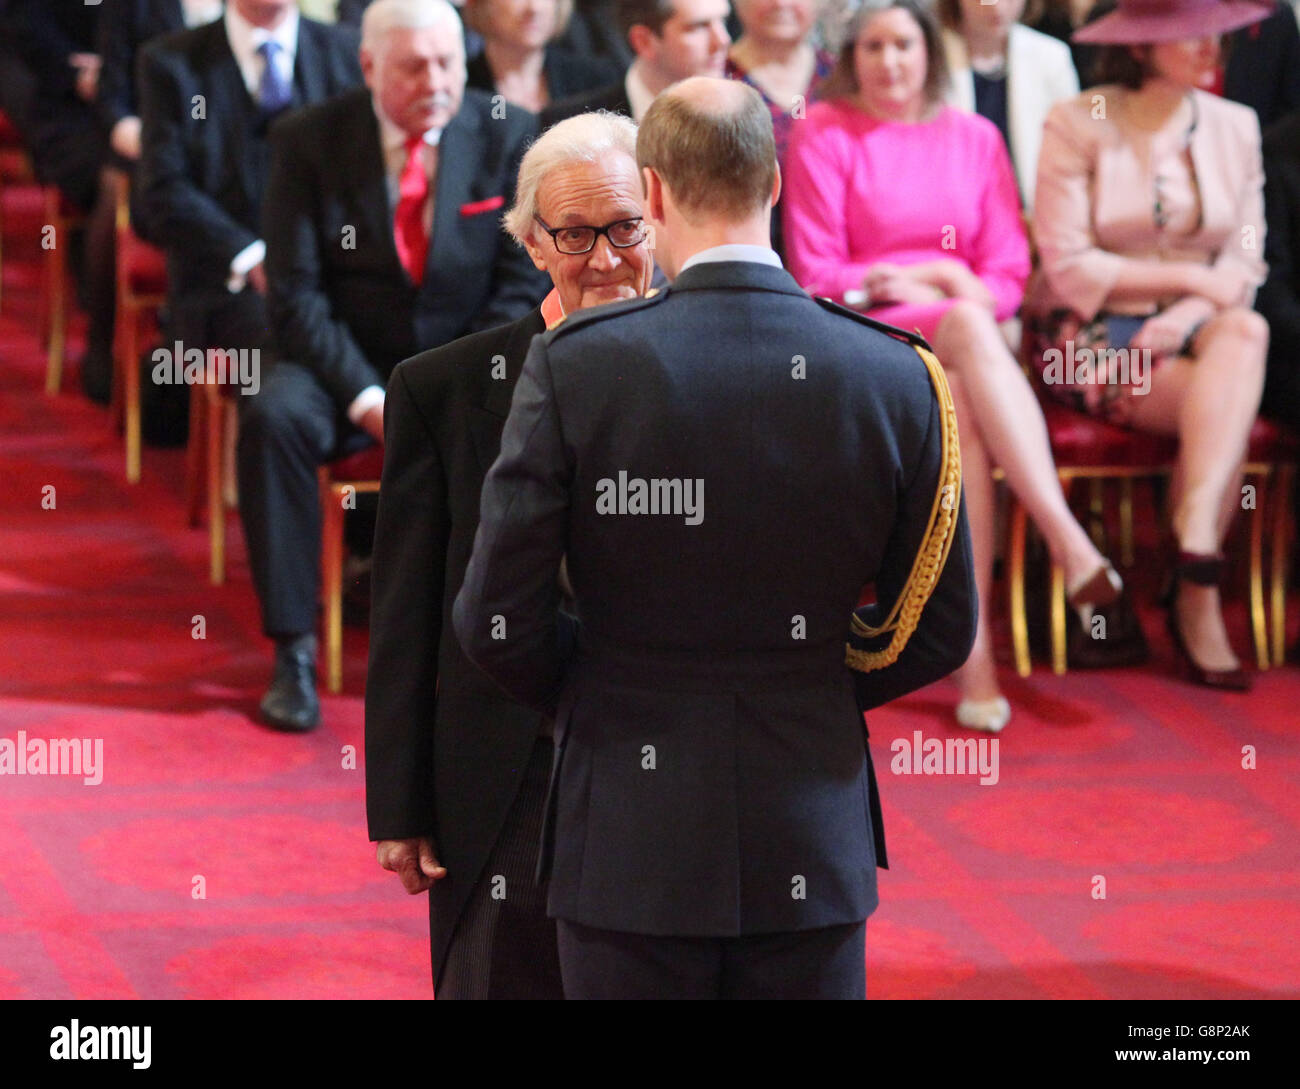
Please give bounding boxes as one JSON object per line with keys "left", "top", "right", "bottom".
{"left": 248, "top": 0, "right": 549, "bottom": 732}
{"left": 368, "top": 109, "right": 653, "bottom": 999}
{"left": 540, "top": 0, "right": 730, "bottom": 125}
{"left": 136, "top": 0, "right": 361, "bottom": 439}
{"left": 97, "top": 1, "right": 216, "bottom": 169}
{"left": 453, "top": 77, "right": 977, "bottom": 999}
{"left": 97, "top": 1, "right": 222, "bottom": 265}
{"left": 9, "top": 0, "right": 115, "bottom": 401}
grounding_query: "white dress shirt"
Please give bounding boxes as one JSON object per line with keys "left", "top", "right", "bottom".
{"left": 181, "top": 0, "right": 224, "bottom": 28}
{"left": 224, "top": 5, "right": 299, "bottom": 291}
{"left": 679, "top": 244, "right": 783, "bottom": 273}
{"left": 624, "top": 62, "right": 657, "bottom": 124}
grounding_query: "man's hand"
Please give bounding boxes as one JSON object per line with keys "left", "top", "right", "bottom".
{"left": 360, "top": 402, "right": 385, "bottom": 443}
{"left": 70, "top": 53, "right": 101, "bottom": 103}
{"left": 246, "top": 262, "right": 268, "bottom": 296}
{"left": 110, "top": 116, "right": 143, "bottom": 161}
{"left": 376, "top": 837, "right": 446, "bottom": 893}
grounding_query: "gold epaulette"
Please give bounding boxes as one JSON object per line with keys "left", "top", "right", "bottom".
{"left": 846, "top": 345, "right": 962, "bottom": 672}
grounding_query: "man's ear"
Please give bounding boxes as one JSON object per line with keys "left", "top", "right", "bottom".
{"left": 521, "top": 231, "right": 549, "bottom": 273}
{"left": 642, "top": 166, "right": 665, "bottom": 225}
{"left": 627, "top": 24, "right": 655, "bottom": 61}
{"left": 770, "top": 161, "right": 782, "bottom": 209}
{"left": 360, "top": 46, "right": 376, "bottom": 91}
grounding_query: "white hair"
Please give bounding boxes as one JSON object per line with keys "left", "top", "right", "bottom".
{"left": 361, "top": 0, "right": 464, "bottom": 56}
{"left": 504, "top": 111, "right": 641, "bottom": 246}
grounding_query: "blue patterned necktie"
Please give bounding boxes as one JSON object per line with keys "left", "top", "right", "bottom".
{"left": 257, "top": 40, "right": 292, "bottom": 114}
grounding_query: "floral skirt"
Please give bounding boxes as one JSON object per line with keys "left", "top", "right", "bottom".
{"left": 1025, "top": 309, "right": 1169, "bottom": 424}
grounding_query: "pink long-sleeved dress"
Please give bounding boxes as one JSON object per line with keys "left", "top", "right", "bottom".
{"left": 783, "top": 99, "right": 1031, "bottom": 341}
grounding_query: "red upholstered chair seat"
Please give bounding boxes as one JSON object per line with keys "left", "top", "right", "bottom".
{"left": 1042, "top": 403, "right": 1300, "bottom": 467}
{"left": 326, "top": 443, "right": 384, "bottom": 481}
{"left": 120, "top": 231, "right": 167, "bottom": 295}
{"left": 1041, "top": 403, "right": 1177, "bottom": 466}
{"left": 0, "top": 110, "right": 22, "bottom": 148}
{"left": 1246, "top": 416, "right": 1300, "bottom": 463}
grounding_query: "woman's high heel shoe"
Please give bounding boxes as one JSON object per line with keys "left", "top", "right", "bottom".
{"left": 1163, "top": 551, "right": 1252, "bottom": 692}
{"left": 1067, "top": 560, "right": 1123, "bottom": 628}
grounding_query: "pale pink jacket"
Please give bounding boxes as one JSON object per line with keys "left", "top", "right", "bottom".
{"left": 1028, "top": 86, "right": 1267, "bottom": 322}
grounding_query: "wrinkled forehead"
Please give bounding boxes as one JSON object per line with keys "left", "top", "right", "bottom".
{"left": 536, "top": 152, "right": 645, "bottom": 224}
{"left": 375, "top": 20, "right": 466, "bottom": 64}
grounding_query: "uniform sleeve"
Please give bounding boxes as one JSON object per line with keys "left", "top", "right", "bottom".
{"left": 853, "top": 357, "right": 978, "bottom": 711}
{"left": 453, "top": 336, "right": 576, "bottom": 714}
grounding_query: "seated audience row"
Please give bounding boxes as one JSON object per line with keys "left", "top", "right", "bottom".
{"left": 2, "top": 0, "right": 1299, "bottom": 738}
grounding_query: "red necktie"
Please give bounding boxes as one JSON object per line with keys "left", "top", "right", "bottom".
{"left": 394, "top": 136, "right": 429, "bottom": 286}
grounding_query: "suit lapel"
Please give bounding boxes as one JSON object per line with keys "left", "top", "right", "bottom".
{"left": 334, "top": 91, "right": 403, "bottom": 274}
{"left": 469, "top": 310, "right": 546, "bottom": 476}
{"left": 161, "top": 0, "right": 186, "bottom": 33}
{"left": 293, "top": 19, "right": 327, "bottom": 107}
{"left": 200, "top": 23, "right": 260, "bottom": 207}
{"left": 422, "top": 100, "right": 483, "bottom": 290}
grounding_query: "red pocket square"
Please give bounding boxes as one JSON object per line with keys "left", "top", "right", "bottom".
{"left": 460, "top": 195, "right": 505, "bottom": 216}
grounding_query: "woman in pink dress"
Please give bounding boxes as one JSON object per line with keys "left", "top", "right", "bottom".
{"left": 784, "top": 0, "right": 1120, "bottom": 733}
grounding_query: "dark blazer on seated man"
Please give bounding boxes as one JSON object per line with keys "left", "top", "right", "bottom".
{"left": 241, "top": 81, "right": 548, "bottom": 729}
{"left": 367, "top": 306, "right": 560, "bottom": 997}
{"left": 539, "top": 76, "right": 630, "bottom": 128}
{"left": 467, "top": 45, "right": 620, "bottom": 104}
{"left": 453, "top": 259, "right": 977, "bottom": 994}
{"left": 136, "top": 7, "right": 361, "bottom": 347}
{"left": 96, "top": 0, "right": 186, "bottom": 149}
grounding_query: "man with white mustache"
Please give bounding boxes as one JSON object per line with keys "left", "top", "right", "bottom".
{"left": 243, "top": 0, "right": 549, "bottom": 732}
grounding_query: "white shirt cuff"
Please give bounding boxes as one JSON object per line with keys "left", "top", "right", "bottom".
{"left": 227, "top": 239, "right": 266, "bottom": 293}
{"left": 346, "top": 385, "right": 385, "bottom": 427}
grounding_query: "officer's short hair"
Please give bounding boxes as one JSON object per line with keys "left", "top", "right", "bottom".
{"left": 637, "top": 79, "right": 775, "bottom": 222}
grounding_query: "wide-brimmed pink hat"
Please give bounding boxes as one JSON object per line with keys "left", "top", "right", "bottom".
{"left": 1072, "top": 0, "right": 1273, "bottom": 44}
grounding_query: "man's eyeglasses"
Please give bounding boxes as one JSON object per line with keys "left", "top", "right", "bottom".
{"left": 533, "top": 214, "right": 647, "bottom": 255}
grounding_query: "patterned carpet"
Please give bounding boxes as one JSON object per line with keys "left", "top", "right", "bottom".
{"left": 2, "top": 180, "right": 1297, "bottom": 999}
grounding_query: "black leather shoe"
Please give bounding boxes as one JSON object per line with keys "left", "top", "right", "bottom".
{"left": 79, "top": 345, "right": 112, "bottom": 406}
{"left": 259, "top": 634, "right": 321, "bottom": 732}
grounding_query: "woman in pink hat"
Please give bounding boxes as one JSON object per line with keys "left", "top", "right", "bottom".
{"left": 1026, "top": 0, "right": 1273, "bottom": 690}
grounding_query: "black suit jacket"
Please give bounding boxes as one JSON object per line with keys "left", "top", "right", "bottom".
{"left": 453, "top": 261, "right": 977, "bottom": 937}
{"left": 1225, "top": 2, "right": 1300, "bottom": 130}
{"left": 9, "top": 0, "right": 95, "bottom": 99}
{"left": 367, "top": 308, "right": 549, "bottom": 985}
{"left": 336, "top": 0, "right": 373, "bottom": 27}
{"left": 538, "top": 77, "right": 630, "bottom": 130}
{"left": 1259, "top": 111, "right": 1300, "bottom": 423}
{"left": 96, "top": 0, "right": 184, "bottom": 135}
{"left": 136, "top": 15, "right": 361, "bottom": 309}
{"left": 466, "top": 46, "right": 621, "bottom": 104}
{"left": 261, "top": 86, "right": 549, "bottom": 409}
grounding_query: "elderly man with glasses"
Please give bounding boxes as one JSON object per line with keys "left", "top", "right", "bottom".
{"left": 366, "top": 109, "right": 654, "bottom": 999}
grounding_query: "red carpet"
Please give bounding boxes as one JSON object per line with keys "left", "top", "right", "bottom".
{"left": 2, "top": 178, "right": 1298, "bottom": 999}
